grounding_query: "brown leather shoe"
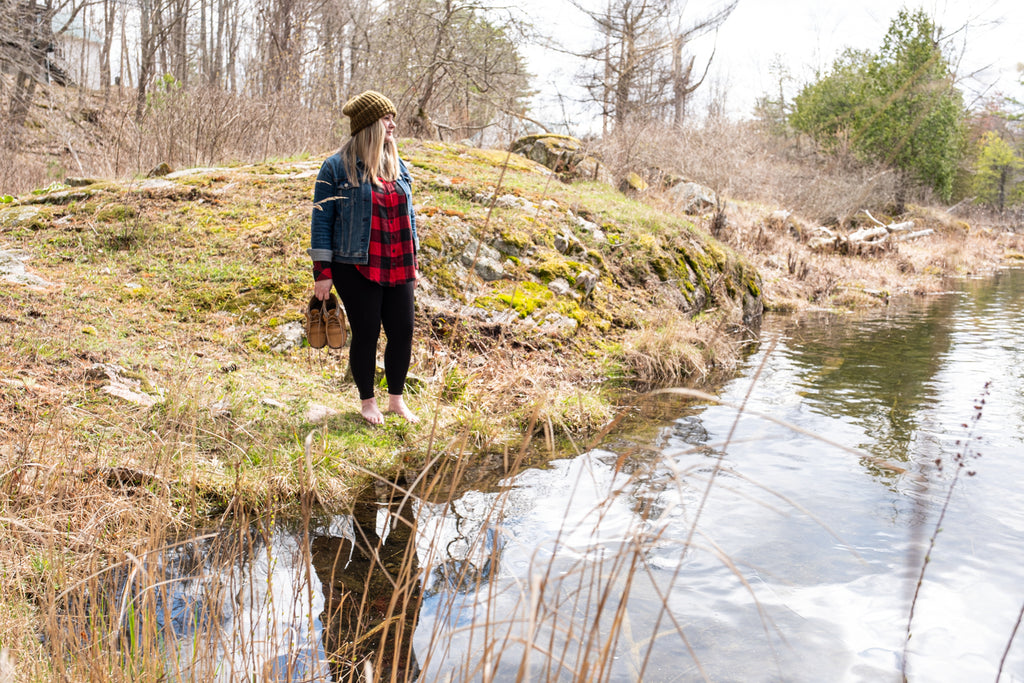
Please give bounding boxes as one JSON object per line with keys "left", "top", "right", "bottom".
{"left": 323, "top": 293, "right": 347, "bottom": 349}
{"left": 304, "top": 295, "right": 327, "bottom": 349}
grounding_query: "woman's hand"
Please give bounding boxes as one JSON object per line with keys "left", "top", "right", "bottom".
{"left": 314, "top": 279, "right": 333, "bottom": 301}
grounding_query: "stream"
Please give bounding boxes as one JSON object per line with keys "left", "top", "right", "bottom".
{"left": 126, "top": 269, "right": 1024, "bottom": 681}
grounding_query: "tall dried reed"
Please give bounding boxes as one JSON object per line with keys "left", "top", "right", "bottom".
{"left": 6, "top": 357, "right": 1019, "bottom": 682}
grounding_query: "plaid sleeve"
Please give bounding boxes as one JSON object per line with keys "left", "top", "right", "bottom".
{"left": 313, "top": 261, "right": 332, "bottom": 281}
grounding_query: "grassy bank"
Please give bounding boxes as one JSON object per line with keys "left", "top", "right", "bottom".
{"left": 1, "top": 137, "right": 1021, "bottom": 679}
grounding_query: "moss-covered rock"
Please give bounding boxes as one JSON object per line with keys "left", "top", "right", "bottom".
{"left": 510, "top": 134, "right": 608, "bottom": 182}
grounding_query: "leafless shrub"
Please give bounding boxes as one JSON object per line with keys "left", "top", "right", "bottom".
{"left": 595, "top": 117, "right": 921, "bottom": 226}
{"left": 131, "top": 85, "right": 335, "bottom": 171}
{"left": 0, "top": 81, "right": 336, "bottom": 195}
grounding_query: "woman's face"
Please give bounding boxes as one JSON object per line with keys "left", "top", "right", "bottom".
{"left": 382, "top": 114, "right": 396, "bottom": 142}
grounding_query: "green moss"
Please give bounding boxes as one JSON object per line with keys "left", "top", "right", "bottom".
{"left": 469, "top": 148, "right": 538, "bottom": 172}
{"left": 584, "top": 249, "right": 609, "bottom": 272}
{"left": 498, "top": 228, "right": 531, "bottom": 252}
{"left": 95, "top": 203, "right": 138, "bottom": 222}
{"left": 528, "top": 253, "right": 583, "bottom": 284}
{"left": 651, "top": 257, "right": 672, "bottom": 281}
{"left": 632, "top": 233, "right": 657, "bottom": 250}
{"left": 420, "top": 234, "right": 444, "bottom": 252}
{"left": 554, "top": 299, "right": 585, "bottom": 323}
{"left": 0, "top": 206, "right": 51, "bottom": 230}
{"left": 476, "top": 281, "right": 552, "bottom": 318}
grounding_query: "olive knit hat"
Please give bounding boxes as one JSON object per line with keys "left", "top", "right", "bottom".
{"left": 342, "top": 90, "right": 397, "bottom": 136}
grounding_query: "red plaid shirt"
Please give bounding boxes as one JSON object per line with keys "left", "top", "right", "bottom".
{"left": 357, "top": 179, "right": 417, "bottom": 285}
{"left": 313, "top": 179, "right": 417, "bottom": 286}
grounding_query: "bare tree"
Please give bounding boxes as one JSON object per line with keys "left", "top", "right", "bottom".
{"left": 572, "top": 0, "right": 736, "bottom": 130}
{"left": 2, "top": 0, "right": 537, "bottom": 194}
{"left": 367, "top": 0, "right": 531, "bottom": 141}
{"left": 2, "top": 0, "right": 88, "bottom": 139}
{"left": 257, "top": 0, "right": 316, "bottom": 98}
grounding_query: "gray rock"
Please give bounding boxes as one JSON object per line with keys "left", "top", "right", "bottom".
{"left": 669, "top": 181, "right": 717, "bottom": 214}
{"left": 64, "top": 177, "right": 99, "bottom": 187}
{"left": 570, "top": 212, "right": 599, "bottom": 233}
{"left": 494, "top": 194, "right": 534, "bottom": 211}
{"left": 0, "top": 249, "right": 52, "bottom": 287}
{"left": 460, "top": 241, "right": 505, "bottom": 281}
{"left": 86, "top": 363, "right": 164, "bottom": 408}
{"left": 460, "top": 240, "right": 501, "bottom": 264}
{"left": 508, "top": 134, "right": 608, "bottom": 181}
{"left": 261, "top": 397, "right": 287, "bottom": 409}
{"left": 537, "top": 313, "right": 578, "bottom": 336}
{"left": 0, "top": 206, "right": 43, "bottom": 228}
{"left": 570, "top": 212, "right": 605, "bottom": 242}
{"left": 104, "top": 383, "right": 163, "bottom": 408}
{"left": 547, "top": 278, "right": 572, "bottom": 296}
{"left": 270, "top": 321, "right": 305, "bottom": 352}
{"left": 576, "top": 269, "right": 599, "bottom": 297}
{"left": 306, "top": 403, "right": 340, "bottom": 423}
{"left": 554, "top": 229, "right": 583, "bottom": 255}
{"left": 494, "top": 238, "right": 528, "bottom": 257}
{"left": 149, "top": 162, "right": 172, "bottom": 177}
{"left": 474, "top": 257, "right": 505, "bottom": 281}
{"left": 139, "top": 178, "right": 176, "bottom": 192}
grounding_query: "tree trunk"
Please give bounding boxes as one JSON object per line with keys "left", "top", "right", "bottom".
{"left": 613, "top": 33, "right": 633, "bottom": 126}
{"left": 198, "top": 0, "right": 208, "bottom": 84}
{"left": 671, "top": 38, "right": 694, "bottom": 127}
{"left": 99, "top": 0, "right": 116, "bottom": 91}
{"left": 998, "top": 166, "right": 1008, "bottom": 214}
{"left": 894, "top": 170, "right": 909, "bottom": 215}
{"left": 8, "top": 71, "right": 37, "bottom": 133}
{"left": 226, "top": 0, "right": 239, "bottom": 92}
{"left": 136, "top": 0, "right": 155, "bottom": 121}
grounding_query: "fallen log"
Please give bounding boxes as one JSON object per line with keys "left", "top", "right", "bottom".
{"left": 808, "top": 218, "right": 925, "bottom": 253}
{"left": 897, "top": 229, "right": 934, "bottom": 241}
{"left": 847, "top": 226, "right": 889, "bottom": 242}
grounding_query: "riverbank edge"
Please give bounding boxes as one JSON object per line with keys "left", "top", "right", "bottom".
{"left": 1, "top": 139, "right": 1022, "bottom": 678}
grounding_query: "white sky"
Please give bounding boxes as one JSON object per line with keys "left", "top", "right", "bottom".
{"left": 518, "top": 0, "right": 1024, "bottom": 130}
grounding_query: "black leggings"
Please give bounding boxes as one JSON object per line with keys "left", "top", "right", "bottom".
{"left": 332, "top": 263, "right": 415, "bottom": 400}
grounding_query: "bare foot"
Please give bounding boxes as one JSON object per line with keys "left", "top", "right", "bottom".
{"left": 361, "top": 398, "right": 385, "bottom": 425}
{"left": 386, "top": 394, "right": 419, "bottom": 423}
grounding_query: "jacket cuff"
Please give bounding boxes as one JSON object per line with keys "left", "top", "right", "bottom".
{"left": 307, "top": 247, "right": 333, "bottom": 261}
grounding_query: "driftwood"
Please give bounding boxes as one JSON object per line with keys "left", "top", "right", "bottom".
{"left": 808, "top": 211, "right": 930, "bottom": 254}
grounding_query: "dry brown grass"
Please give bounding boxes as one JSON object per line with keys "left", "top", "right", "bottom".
{"left": 1, "top": 79, "right": 335, "bottom": 196}
{"left": 617, "top": 302, "right": 750, "bottom": 387}
{"left": 593, "top": 117, "right": 1023, "bottom": 312}
{"left": 709, "top": 202, "right": 1024, "bottom": 312}
{"left": 3, "top": 86, "right": 1021, "bottom": 679}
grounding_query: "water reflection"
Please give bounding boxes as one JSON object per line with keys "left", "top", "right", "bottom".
{"left": 78, "top": 270, "right": 1024, "bottom": 682}
{"left": 312, "top": 484, "right": 421, "bottom": 682}
{"left": 771, "top": 295, "right": 958, "bottom": 468}
{"left": 152, "top": 520, "right": 328, "bottom": 681}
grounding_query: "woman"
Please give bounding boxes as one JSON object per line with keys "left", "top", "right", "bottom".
{"left": 308, "top": 90, "right": 419, "bottom": 424}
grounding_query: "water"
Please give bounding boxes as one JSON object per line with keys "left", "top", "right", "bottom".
{"left": 147, "top": 270, "right": 1024, "bottom": 681}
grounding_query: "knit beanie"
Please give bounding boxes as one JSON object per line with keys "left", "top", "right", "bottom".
{"left": 342, "top": 91, "right": 397, "bottom": 136}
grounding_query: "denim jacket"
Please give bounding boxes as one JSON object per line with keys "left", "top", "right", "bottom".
{"left": 307, "top": 151, "right": 418, "bottom": 265}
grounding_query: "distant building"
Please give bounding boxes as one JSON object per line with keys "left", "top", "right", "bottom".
{"left": 55, "top": 22, "right": 103, "bottom": 90}
{"left": 0, "top": 5, "right": 103, "bottom": 90}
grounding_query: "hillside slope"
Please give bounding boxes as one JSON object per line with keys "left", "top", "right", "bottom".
{"left": 0, "top": 139, "right": 762, "bottom": 509}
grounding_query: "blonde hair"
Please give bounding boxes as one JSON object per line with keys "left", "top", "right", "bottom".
{"left": 341, "top": 118, "right": 399, "bottom": 188}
